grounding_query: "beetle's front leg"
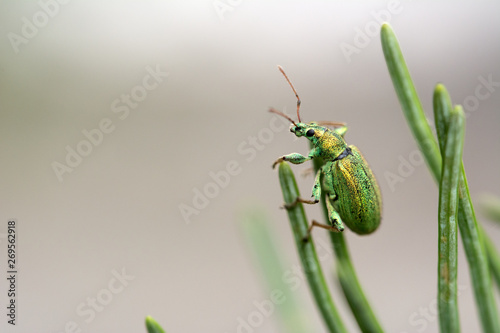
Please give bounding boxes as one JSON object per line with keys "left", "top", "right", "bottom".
{"left": 272, "top": 153, "right": 310, "bottom": 169}
{"left": 272, "top": 148, "right": 319, "bottom": 169}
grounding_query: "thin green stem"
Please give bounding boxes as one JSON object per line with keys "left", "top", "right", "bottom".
{"left": 311, "top": 147, "right": 383, "bottom": 333}
{"left": 278, "top": 162, "right": 347, "bottom": 333}
{"left": 437, "top": 106, "right": 464, "bottom": 333}
{"left": 381, "top": 23, "right": 500, "bottom": 333}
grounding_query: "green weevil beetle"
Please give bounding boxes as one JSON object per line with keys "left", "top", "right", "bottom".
{"left": 271, "top": 66, "right": 382, "bottom": 236}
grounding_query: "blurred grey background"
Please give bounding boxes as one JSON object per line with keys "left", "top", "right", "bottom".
{"left": 1, "top": 1, "right": 500, "bottom": 332}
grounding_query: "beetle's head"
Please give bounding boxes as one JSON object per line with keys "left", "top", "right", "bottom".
{"left": 290, "top": 122, "right": 326, "bottom": 143}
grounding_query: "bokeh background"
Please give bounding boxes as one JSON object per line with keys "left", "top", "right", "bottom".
{"left": 1, "top": 1, "right": 500, "bottom": 332}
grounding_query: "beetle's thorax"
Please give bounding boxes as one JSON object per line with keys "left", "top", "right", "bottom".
{"left": 316, "top": 129, "right": 347, "bottom": 160}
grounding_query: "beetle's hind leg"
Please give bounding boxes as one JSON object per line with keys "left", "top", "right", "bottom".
{"left": 302, "top": 219, "right": 342, "bottom": 242}
{"left": 325, "top": 196, "right": 345, "bottom": 232}
{"left": 302, "top": 198, "right": 345, "bottom": 242}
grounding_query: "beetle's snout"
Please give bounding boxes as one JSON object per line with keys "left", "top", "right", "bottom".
{"left": 289, "top": 123, "right": 305, "bottom": 137}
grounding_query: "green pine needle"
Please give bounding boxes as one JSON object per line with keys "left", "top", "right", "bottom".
{"left": 437, "top": 104, "right": 465, "bottom": 332}
{"left": 278, "top": 162, "right": 347, "bottom": 333}
{"left": 145, "top": 316, "right": 166, "bottom": 333}
{"left": 381, "top": 23, "right": 500, "bottom": 332}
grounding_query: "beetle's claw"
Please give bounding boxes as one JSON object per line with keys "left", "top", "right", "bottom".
{"left": 331, "top": 219, "right": 344, "bottom": 232}
{"left": 272, "top": 157, "right": 285, "bottom": 169}
{"left": 301, "top": 234, "right": 311, "bottom": 243}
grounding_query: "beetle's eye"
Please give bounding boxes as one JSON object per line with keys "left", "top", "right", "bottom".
{"left": 306, "top": 129, "right": 315, "bottom": 137}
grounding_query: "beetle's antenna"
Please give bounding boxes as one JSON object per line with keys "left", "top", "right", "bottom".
{"left": 269, "top": 108, "right": 297, "bottom": 126}
{"left": 278, "top": 65, "right": 302, "bottom": 123}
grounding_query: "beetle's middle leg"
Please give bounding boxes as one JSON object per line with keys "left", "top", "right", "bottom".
{"left": 303, "top": 199, "right": 345, "bottom": 240}
{"left": 282, "top": 169, "right": 322, "bottom": 209}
